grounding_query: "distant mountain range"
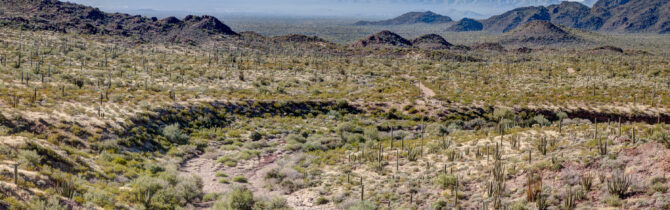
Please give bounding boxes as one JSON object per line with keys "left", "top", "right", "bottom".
{"left": 480, "top": 0, "right": 670, "bottom": 33}
{"left": 354, "top": 11, "right": 452, "bottom": 25}
{"left": 362, "top": 0, "right": 670, "bottom": 34}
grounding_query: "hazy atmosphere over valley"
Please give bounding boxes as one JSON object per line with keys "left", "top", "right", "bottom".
{"left": 0, "top": 0, "right": 669, "bottom": 209}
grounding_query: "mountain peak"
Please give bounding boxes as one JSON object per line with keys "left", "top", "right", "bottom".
{"left": 352, "top": 30, "right": 412, "bottom": 47}
{"left": 501, "top": 20, "right": 579, "bottom": 44}
{"left": 354, "top": 11, "right": 452, "bottom": 26}
{"left": 447, "top": 18, "right": 484, "bottom": 32}
{"left": 411, "top": 34, "right": 453, "bottom": 50}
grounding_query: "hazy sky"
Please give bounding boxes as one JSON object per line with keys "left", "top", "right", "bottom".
{"left": 66, "top": 0, "right": 593, "bottom": 19}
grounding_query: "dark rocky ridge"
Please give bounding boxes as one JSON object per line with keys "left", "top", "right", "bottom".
{"left": 354, "top": 11, "right": 452, "bottom": 25}
{"left": 0, "top": 0, "right": 238, "bottom": 44}
{"left": 547, "top": 1, "right": 591, "bottom": 29}
{"left": 482, "top": 6, "right": 551, "bottom": 33}
{"left": 479, "top": 0, "right": 670, "bottom": 33}
{"left": 447, "top": 18, "right": 484, "bottom": 32}
{"left": 410, "top": 34, "right": 453, "bottom": 50}
{"left": 352, "top": 30, "right": 412, "bottom": 48}
{"left": 500, "top": 20, "right": 579, "bottom": 44}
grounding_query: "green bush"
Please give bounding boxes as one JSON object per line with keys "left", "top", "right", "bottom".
{"left": 249, "top": 131, "right": 263, "bottom": 141}
{"left": 347, "top": 200, "right": 376, "bottom": 210}
{"left": 533, "top": 115, "right": 550, "bottom": 127}
{"left": 222, "top": 187, "right": 255, "bottom": 210}
{"left": 604, "top": 195, "right": 622, "bottom": 207}
{"left": 435, "top": 174, "right": 458, "bottom": 190}
{"left": 163, "top": 123, "right": 189, "bottom": 144}
{"left": 232, "top": 175, "right": 248, "bottom": 183}
{"left": 432, "top": 200, "right": 447, "bottom": 210}
{"left": 286, "top": 134, "right": 306, "bottom": 144}
{"left": 652, "top": 183, "right": 668, "bottom": 193}
{"left": 315, "top": 196, "right": 329, "bottom": 205}
{"left": 203, "top": 193, "right": 221, "bottom": 202}
{"left": 215, "top": 171, "right": 228, "bottom": 177}
{"left": 19, "top": 149, "right": 42, "bottom": 168}
{"left": 28, "top": 196, "right": 67, "bottom": 210}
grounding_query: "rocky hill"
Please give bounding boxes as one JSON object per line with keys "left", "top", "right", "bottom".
{"left": 0, "top": 0, "right": 238, "bottom": 44}
{"left": 354, "top": 11, "right": 452, "bottom": 25}
{"left": 500, "top": 20, "right": 579, "bottom": 44}
{"left": 410, "top": 34, "right": 452, "bottom": 50}
{"left": 479, "top": 0, "right": 670, "bottom": 33}
{"left": 352, "top": 30, "right": 412, "bottom": 47}
{"left": 447, "top": 18, "right": 484, "bottom": 32}
{"left": 590, "top": 0, "right": 670, "bottom": 33}
{"left": 547, "top": 1, "right": 592, "bottom": 29}
{"left": 481, "top": 6, "right": 551, "bottom": 33}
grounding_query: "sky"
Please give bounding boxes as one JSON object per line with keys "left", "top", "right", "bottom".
{"left": 66, "top": 0, "right": 595, "bottom": 19}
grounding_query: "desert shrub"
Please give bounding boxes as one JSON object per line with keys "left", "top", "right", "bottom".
{"left": 345, "top": 200, "right": 376, "bottom": 210}
{"left": 652, "top": 183, "right": 668, "bottom": 193}
{"left": 249, "top": 131, "right": 262, "bottom": 141}
{"left": 432, "top": 199, "right": 447, "bottom": 210}
{"left": 407, "top": 147, "right": 421, "bottom": 161}
{"left": 149, "top": 187, "right": 179, "bottom": 209}
{"left": 203, "top": 192, "right": 221, "bottom": 202}
{"left": 319, "top": 136, "right": 344, "bottom": 149}
{"left": 604, "top": 195, "right": 622, "bottom": 207}
{"left": 435, "top": 174, "right": 458, "bottom": 190}
{"left": 224, "top": 187, "right": 255, "bottom": 210}
{"left": 145, "top": 163, "right": 165, "bottom": 175}
{"left": 232, "top": 175, "right": 248, "bottom": 183}
{"left": 533, "top": 115, "right": 550, "bottom": 127}
{"left": 217, "top": 156, "right": 238, "bottom": 167}
{"left": 651, "top": 132, "right": 670, "bottom": 149}
{"left": 463, "top": 118, "right": 487, "bottom": 130}
{"left": 267, "top": 196, "right": 289, "bottom": 209}
{"left": 347, "top": 134, "right": 366, "bottom": 143}
{"left": 215, "top": 171, "right": 228, "bottom": 177}
{"left": 130, "top": 175, "right": 168, "bottom": 207}
{"left": 285, "top": 134, "right": 307, "bottom": 151}
{"left": 286, "top": 134, "right": 306, "bottom": 144}
{"left": 315, "top": 196, "right": 329, "bottom": 205}
{"left": 337, "top": 122, "right": 362, "bottom": 135}
{"left": 28, "top": 196, "right": 67, "bottom": 210}
{"left": 162, "top": 124, "right": 189, "bottom": 144}
{"left": 0, "top": 126, "right": 10, "bottom": 136}
{"left": 19, "top": 149, "right": 42, "bottom": 168}
{"left": 280, "top": 179, "right": 298, "bottom": 193}
{"left": 446, "top": 122, "right": 462, "bottom": 134}
{"left": 363, "top": 127, "right": 379, "bottom": 141}
{"left": 83, "top": 187, "right": 115, "bottom": 208}
{"left": 175, "top": 175, "right": 203, "bottom": 203}
{"left": 303, "top": 141, "right": 324, "bottom": 151}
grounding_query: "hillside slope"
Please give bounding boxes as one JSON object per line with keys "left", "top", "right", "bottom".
{"left": 0, "top": 0, "right": 238, "bottom": 44}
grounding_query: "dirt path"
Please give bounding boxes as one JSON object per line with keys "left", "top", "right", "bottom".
{"left": 179, "top": 140, "right": 288, "bottom": 209}
{"left": 417, "top": 82, "right": 436, "bottom": 98}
